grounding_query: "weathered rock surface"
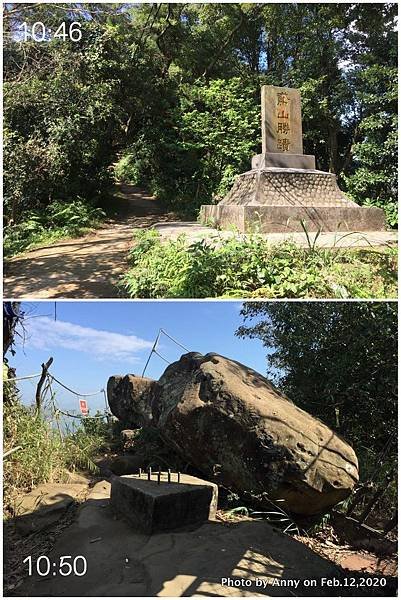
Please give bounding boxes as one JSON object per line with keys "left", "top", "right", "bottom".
{"left": 107, "top": 352, "right": 359, "bottom": 515}
{"left": 14, "top": 482, "right": 88, "bottom": 535}
{"left": 110, "top": 454, "right": 144, "bottom": 476}
{"left": 108, "top": 375, "right": 156, "bottom": 428}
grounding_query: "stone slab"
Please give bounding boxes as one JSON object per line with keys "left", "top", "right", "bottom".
{"left": 14, "top": 482, "right": 88, "bottom": 535}
{"left": 200, "top": 204, "right": 387, "bottom": 233}
{"left": 110, "top": 473, "right": 218, "bottom": 534}
{"left": 153, "top": 222, "right": 397, "bottom": 249}
{"left": 262, "top": 85, "right": 303, "bottom": 154}
{"left": 252, "top": 152, "right": 316, "bottom": 170}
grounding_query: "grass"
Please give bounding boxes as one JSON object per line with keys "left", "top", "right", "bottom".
{"left": 3, "top": 199, "right": 106, "bottom": 259}
{"left": 3, "top": 397, "right": 110, "bottom": 518}
{"left": 120, "top": 229, "right": 397, "bottom": 299}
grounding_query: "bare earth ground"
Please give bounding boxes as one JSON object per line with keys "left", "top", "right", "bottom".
{"left": 4, "top": 185, "right": 397, "bottom": 300}
{"left": 5, "top": 477, "right": 397, "bottom": 598}
{"left": 3, "top": 185, "right": 179, "bottom": 299}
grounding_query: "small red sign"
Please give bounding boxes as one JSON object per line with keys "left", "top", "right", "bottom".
{"left": 79, "top": 399, "right": 89, "bottom": 415}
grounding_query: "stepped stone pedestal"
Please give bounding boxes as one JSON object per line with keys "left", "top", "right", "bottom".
{"left": 200, "top": 85, "right": 386, "bottom": 233}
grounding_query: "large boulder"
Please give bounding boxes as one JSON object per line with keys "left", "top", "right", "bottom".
{"left": 107, "top": 352, "right": 359, "bottom": 515}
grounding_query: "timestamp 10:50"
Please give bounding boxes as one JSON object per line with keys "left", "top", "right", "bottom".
{"left": 23, "top": 555, "right": 87, "bottom": 577}
{"left": 21, "top": 22, "right": 82, "bottom": 42}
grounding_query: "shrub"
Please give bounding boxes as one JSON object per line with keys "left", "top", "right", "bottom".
{"left": 3, "top": 398, "right": 110, "bottom": 517}
{"left": 4, "top": 199, "right": 105, "bottom": 258}
{"left": 120, "top": 229, "right": 397, "bottom": 299}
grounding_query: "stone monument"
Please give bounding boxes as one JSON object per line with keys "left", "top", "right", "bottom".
{"left": 200, "top": 85, "right": 386, "bottom": 233}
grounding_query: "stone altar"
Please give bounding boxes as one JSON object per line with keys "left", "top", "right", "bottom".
{"left": 200, "top": 85, "right": 386, "bottom": 233}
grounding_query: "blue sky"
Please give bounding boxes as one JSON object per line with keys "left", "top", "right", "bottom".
{"left": 8, "top": 301, "right": 271, "bottom": 414}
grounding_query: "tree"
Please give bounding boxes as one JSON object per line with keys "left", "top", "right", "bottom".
{"left": 236, "top": 302, "right": 397, "bottom": 476}
{"left": 3, "top": 302, "right": 22, "bottom": 357}
{"left": 4, "top": 2, "right": 398, "bottom": 242}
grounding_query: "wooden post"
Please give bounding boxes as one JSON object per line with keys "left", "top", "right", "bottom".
{"left": 35, "top": 357, "right": 53, "bottom": 413}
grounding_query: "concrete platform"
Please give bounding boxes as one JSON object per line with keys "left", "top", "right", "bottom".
{"left": 153, "top": 222, "right": 397, "bottom": 249}
{"left": 111, "top": 473, "right": 218, "bottom": 534}
{"left": 200, "top": 203, "right": 386, "bottom": 233}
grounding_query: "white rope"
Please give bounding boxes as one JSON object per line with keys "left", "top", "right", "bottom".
{"left": 48, "top": 373, "right": 104, "bottom": 397}
{"left": 4, "top": 372, "right": 41, "bottom": 382}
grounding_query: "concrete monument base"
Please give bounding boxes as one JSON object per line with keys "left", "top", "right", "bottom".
{"left": 200, "top": 167, "right": 386, "bottom": 233}
{"left": 200, "top": 203, "right": 386, "bottom": 233}
{"left": 252, "top": 152, "right": 316, "bottom": 170}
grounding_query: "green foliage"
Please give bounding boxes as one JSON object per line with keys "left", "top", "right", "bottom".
{"left": 114, "top": 153, "right": 142, "bottom": 185}
{"left": 343, "top": 65, "right": 397, "bottom": 226}
{"left": 4, "top": 199, "right": 105, "bottom": 258}
{"left": 3, "top": 398, "right": 109, "bottom": 515}
{"left": 80, "top": 412, "right": 110, "bottom": 438}
{"left": 5, "top": 3, "right": 397, "bottom": 235}
{"left": 121, "top": 229, "right": 397, "bottom": 299}
{"left": 236, "top": 302, "right": 397, "bottom": 458}
{"left": 115, "top": 77, "right": 260, "bottom": 216}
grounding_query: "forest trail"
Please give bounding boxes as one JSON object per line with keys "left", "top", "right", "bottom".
{"left": 3, "top": 185, "right": 179, "bottom": 299}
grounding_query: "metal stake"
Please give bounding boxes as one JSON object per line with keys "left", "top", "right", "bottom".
{"left": 147, "top": 467, "right": 152, "bottom": 481}
{"left": 139, "top": 468, "right": 142, "bottom": 478}
{"left": 157, "top": 470, "right": 161, "bottom": 485}
{"left": 167, "top": 469, "right": 171, "bottom": 483}
{"left": 177, "top": 471, "right": 180, "bottom": 483}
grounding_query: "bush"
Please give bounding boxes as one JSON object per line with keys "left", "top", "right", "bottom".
{"left": 115, "top": 77, "right": 260, "bottom": 216}
{"left": 3, "top": 398, "right": 109, "bottom": 516}
{"left": 114, "top": 153, "right": 143, "bottom": 185}
{"left": 4, "top": 199, "right": 105, "bottom": 258}
{"left": 120, "top": 229, "right": 397, "bottom": 299}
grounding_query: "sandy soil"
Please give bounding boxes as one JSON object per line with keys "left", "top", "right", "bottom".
{"left": 3, "top": 185, "right": 178, "bottom": 299}
{"left": 5, "top": 478, "right": 397, "bottom": 598}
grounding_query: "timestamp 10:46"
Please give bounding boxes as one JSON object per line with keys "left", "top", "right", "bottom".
{"left": 23, "top": 555, "right": 87, "bottom": 577}
{"left": 21, "top": 22, "right": 82, "bottom": 42}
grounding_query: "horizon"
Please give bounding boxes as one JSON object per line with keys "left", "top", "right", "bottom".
{"left": 7, "top": 301, "right": 274, "bottom": 415}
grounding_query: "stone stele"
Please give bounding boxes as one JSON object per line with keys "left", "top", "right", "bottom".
{"left": 200, "top": 85, "right": 386, "bottom": 232}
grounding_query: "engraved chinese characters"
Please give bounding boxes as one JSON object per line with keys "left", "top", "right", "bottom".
{"left": 261, "top": 85, "right": 303, "bottom": 155}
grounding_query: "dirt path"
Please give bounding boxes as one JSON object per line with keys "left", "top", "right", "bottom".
{"left": 5, "top": 477, "right": 397, "bottom": 597}
{"left": 3, "top": 185, "right": 179, "bottom": 299}
{"left": 6, "top": 479, "right": 341, "bottom": 597}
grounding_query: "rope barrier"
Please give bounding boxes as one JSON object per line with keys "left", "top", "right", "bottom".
{"left": 47, "top": 373, "right": 104, "bottom": 397}
{"left": 4, "top": 372, "right": 41, "bottom": 382}
{"left": 54, "top": 406, "right": 108, "bottom": 420}
{"left": 44, "top": 374, "right": 109, "bottom": 421}
{"left": 159, "top": 329, "right": 190, "bottom": 353}
{"left": 142, "top": 328, "right": 190, "bottom": 377}
{"left": 5, "top": 327, "right": 188, "bottom": 420}
{"left": 153, "top": 349, "right": 170, "bottom": 364}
